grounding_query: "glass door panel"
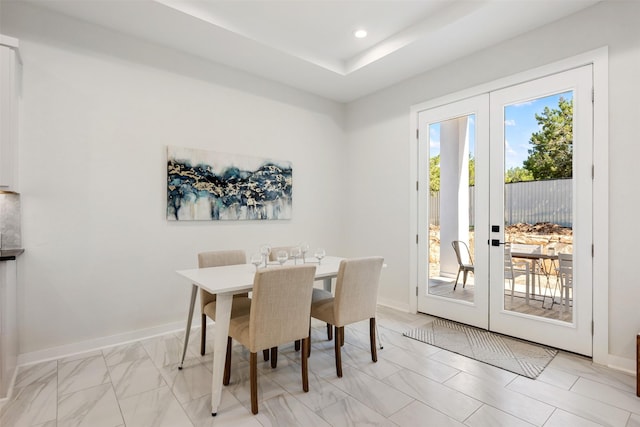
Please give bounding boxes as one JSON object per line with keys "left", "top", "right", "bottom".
{"left": 502, "top": 92, "right": 574, "bottom": 322}
{"left": 418, "top": 95, "right": 489, "bottom": 329}
{"left": 427, "top": 118, "right": 476, "bottom": 301}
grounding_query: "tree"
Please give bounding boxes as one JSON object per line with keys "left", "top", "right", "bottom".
{"left": 523, "top": 97, "right": 573, "bottom": 179}
{"left": 429, "top": 155, "right": 440, "bottom": 193}
{"left": 429, "top": 154, "right": 474, "bottom": 194}
{"left": 505, "top": 166, "right": 533, "bottom": 183}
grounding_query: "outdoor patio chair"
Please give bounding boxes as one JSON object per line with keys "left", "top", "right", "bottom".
{"left": 452, "top": 241, "right": 474, "bottom": 290}
{"left": 558, "top": 253, "right": 573, "bottom": 313}
{"left": 504, "top": 244, "right": 530, "bottom": 302}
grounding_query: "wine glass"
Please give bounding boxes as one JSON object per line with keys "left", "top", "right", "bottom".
{"left": 276, "top": 250, "right": 288, "bottom": 266}
{"left": 314, "top": 247, "right": 326, "bottom": 265}
{"left": 260, "top": 244, "right": 271, "bottom": 267}
{"left": 290, "top": 246, "right": 302, "bottom": 265}
{"left": 299, "top": 242, "right": 309, "bottom": 263}
{"left": 250, "top": 253, "right": 262, "bottom": 271}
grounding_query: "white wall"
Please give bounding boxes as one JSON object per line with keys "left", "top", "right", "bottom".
{"left": 345, "top": 0, "right": 640, "bottom": 364}
{"left": 4, "top": 0, "right": 640, "bottom": 367}
{"left": 2, "top": 3, "right": 347, "bottom": 358}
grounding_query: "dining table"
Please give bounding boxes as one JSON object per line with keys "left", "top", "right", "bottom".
{"left": 175, "top": 256, "right": 344, "bottom": 416}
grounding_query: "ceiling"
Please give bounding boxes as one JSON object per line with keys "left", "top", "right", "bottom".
{"left": 21, "top": 0, "right": 601, "bottom": 102}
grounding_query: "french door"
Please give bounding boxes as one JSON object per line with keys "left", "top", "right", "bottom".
{"left": 417, "top": 66, "right": 593, "bottom": 355}
{"left": 417, "top": 94, "right": 489, "bottom": 329}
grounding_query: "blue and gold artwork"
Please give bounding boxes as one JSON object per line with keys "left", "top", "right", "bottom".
{"left": 167, "top": 146, "right": 292, "bottom": 220}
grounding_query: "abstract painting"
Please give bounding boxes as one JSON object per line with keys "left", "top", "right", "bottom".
{"left": 167, "top": 146, "right": 292, "bottom": 220}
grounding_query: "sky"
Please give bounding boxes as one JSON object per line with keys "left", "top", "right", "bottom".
{"left": 429, "top": 90, "right": 573, "bottom": 171}
{"left": 504, "top": 91, "right": 572, "bottom": 170}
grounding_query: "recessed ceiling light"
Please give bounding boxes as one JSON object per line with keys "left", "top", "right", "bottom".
{"left": 354, "top": 29, "right": 367, "bottom": 39}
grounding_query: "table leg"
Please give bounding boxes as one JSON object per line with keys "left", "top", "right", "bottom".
{"left": 322, "top": 278, "right": 333, "bottom": 340}
{"left": 532, "top": 260, "right": 538, "bottom": 297}
{"left": 525, "top": 261, "right": 531, "bottom": 304}
{"left": 541, "top": 259, "right": 559, "bottom": 309}
{"left": 179, "top": 284, "right": 198, "bottom": 370}
{"left": 210, "top": 293, "right": 233, "bottom": 416}
{"left": 323, "top": 277, "right": 332, "bottom": 292}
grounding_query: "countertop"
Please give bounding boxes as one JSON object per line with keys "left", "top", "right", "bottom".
{"left": 0, "top": 249, "right": 24, "bottom": 261}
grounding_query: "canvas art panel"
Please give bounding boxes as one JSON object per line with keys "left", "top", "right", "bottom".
{"left": 167, "top": 146, "right": 292, "bottom": 220}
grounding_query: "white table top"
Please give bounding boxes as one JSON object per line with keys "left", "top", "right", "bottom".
{"left": 176, "top": 256, "right": 344, "bottom": 294}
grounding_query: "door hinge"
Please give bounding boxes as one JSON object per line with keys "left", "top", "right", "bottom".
{"left": 416, "top": 286, "right": 418, "bottom": 297}
{"left": 416, "top": 234, "right": 419, "bottom": 244}
{"left": 416, "top": 128, "right": 419, "bottom": 139}
{"left": 591, "top": 320, "right": 594, "bottom": 335}
{"left": 592, "top": 165, "right": 594, "bottom": 179}
{"left": 592, "top": 244, "right": 594, "bottom": 257}
{"left": 416, "top": 181, "right": 419, "bottom": 191}
{"left": 592, "top": 87, "right": 594, "bottom": 103}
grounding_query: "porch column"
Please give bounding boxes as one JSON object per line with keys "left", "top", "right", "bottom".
{"left": 439, "top": 117, "right": 470, "bottom": 278}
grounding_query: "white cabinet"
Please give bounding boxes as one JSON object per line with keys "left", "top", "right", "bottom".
{"left": 0, "top": 260, "right": 18, "bottom": 399}
{"left": 0, "top": 35, "right": 21, "bottom": 193}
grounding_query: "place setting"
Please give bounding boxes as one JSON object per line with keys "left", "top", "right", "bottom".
{"left": 250, "top": 243, "right": 327, "bottom": 270}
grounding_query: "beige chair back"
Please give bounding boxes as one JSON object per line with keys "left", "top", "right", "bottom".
{"left": 198, "top": 250, "right": 247, "bottom": 310}
{"left": 248, "top": 265, "right": 316, "bottom": 352}
{"left": 268, "top": 246, "right": 296, "bottom": 261}
{"left": 333, "top": 257, "right": 384, "bottom": 326}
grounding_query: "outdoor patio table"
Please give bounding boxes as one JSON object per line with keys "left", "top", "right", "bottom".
{"left": 510, "top": 245, "right": 559, "bottom": 308}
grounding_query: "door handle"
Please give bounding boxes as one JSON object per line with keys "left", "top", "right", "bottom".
{"left": 490, "top": 239, "right": 505, "bottom": 247}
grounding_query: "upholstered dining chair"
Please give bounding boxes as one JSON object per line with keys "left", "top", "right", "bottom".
{"left": 198, "top": 250, "right": 252, "bottom": 356}
{"left": 269, "top": 245, "right": 318, "bottom": 348}
{"left": 268, "top": 246, "right": 297, "bottom": 262}
{"left": 223, "top": 264, "right": 316, "bottom": 414}
{"left": 310, "top": 256, "right": 384, "bottom": 378}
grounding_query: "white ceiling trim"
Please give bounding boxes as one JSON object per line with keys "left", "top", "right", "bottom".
{"left": 20, "top": 0, "right": 601, "bottom": 102}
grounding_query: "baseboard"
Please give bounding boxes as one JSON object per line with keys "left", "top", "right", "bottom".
{"left": 605, "top": 353, "right": 636, "bottom": 375}
{"left": 377, "top": 297, "right": 410, "bottom": 313}
{"left": 17, "top": 320, "right": 191, "bottom": 367}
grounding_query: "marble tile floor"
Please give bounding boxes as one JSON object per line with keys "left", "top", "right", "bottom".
{"left": 1, "top": 306, "right": 639, "bottom": 427}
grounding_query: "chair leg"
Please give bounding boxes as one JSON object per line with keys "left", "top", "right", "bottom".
{"left": 263, "top": 349, "right": 269, "bottom": 361}
{"left": 270, "top": 347, "right": 278, "bottom": 369}
{"left": 369, "top": 318, "right": 378, "bottom": 362}
{"left": 326, "top": 323, "right": 333, "bottom": 341}
{"left": 375, "top": 318, "right": 384, "bottom": 350}
{"left": 200, "top": 314, "right": 207, "bottom": 356}
{"left": 223, "top": 337, "right": 232, "bottom": 386}
{"left": 334, "top": 326, "right": 343, "bottom": 378}
{"left": 453, "top": 269, "right": 461, "bottom": 290}
{"left": 510, "top": 277, "right": 515, "bottom": 304}
{"left": 301, "top": 337, "right": 309, "bottom": 392}
{"left": 463, "top": 270, "right": 468, "bottom": 288}
{"left": 294, "top": 340, "right": 301, "bottom": 351}
{"left": 250, "top": 352, "right": 258, "bottom": 414}
{"left": 340, "top": 327, "right": 345, "bottom": 347}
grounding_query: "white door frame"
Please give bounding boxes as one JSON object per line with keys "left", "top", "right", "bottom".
{"left": 409, "top": 47, "right": 608, "bottom": 364}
